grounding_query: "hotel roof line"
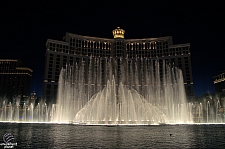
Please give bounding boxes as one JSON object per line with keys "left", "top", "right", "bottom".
{"left": 66, "top": 32, "right": 173, "bottom": 41}
{"left": 16, "top": 67, "right": 33, "bottom": 72}
{"left": 46, "top": 31, "right": 190, "bottom": 48}
{"left": 169, "top": 43, "right": 190, "bottom": 48}
{"left": 0, "top": 59, "right": 19, "bottom": 62}
{"left": 46, "top": 39, "right": 69, "bottom": 46}
{"left": 46, "top": 33, "right": 176, "bottom": 46}
{"left": 46, "top": 37, "right": 190, "bottom": 49}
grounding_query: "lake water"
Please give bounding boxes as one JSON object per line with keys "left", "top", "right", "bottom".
{"left": 0, "top": 123, "right": 225, "bottom": 148}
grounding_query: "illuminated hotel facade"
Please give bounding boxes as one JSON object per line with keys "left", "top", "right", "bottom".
{"left": 43, "top": 27, "right": 194, "bottom": 102}
{"left": 0, "top": 59, "right": 33, "bottom": 101}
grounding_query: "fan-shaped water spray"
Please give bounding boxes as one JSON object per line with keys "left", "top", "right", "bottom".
{"left": 53, "top": 57, "right": 193, "bottom": 124}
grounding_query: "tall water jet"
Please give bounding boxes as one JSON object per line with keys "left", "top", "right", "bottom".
{"left": 198, "top": 103, "right": 203, "bottom": 123}
{"left": 15, "top": 99, "right": 20, "bottom": 122}
{"left": 216, "top": 100, "right": 222, "bottom": 123}
{"left": 23, "top": 103, "right": 26, "bottom": 122}
{"left": 53, "top": 57, "right": 192, "bottom": 124}
{"left": 1, "top": 101, "right": 6, "bottom": 121}
{"left": 30, "top": 103, "right": 34, "bottom": 122}
{"left": 207, "top": 101, "right": 210, "bottom": 123}
{"left": 8, "top": 102, "right": 12, "bottom": 121}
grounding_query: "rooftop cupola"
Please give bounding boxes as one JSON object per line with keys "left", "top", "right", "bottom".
{"left": 112, "top": 27, "right": 125, "bottom": 38}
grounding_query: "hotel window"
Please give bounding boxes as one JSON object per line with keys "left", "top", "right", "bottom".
{"left": 136, "top": 43, "right": 139, "bottom": 50}
{"left": 157, "top": 42, "right": 161, "bottom": 49}
{"left": 185, "top": 68, "right": 190, "bottom": 74}
{"left": 82, "top": 40, "right": 85, "bottom": 48}
{"left": 185, "top": 47, "right": 189, "bottom": 54}
{"left": 186, "top": 76, "right": 190, "bottom": 81}
{"left": 63, "top": 56, "right": 67, "bottom": 66}
{"left": 76, "top": 39, "right": 81, "bottom": 47}
{"left": 70, "top": 57, "right": 74, "bottom": 65}
{"left": 95, "top": 42, "right": 99, "bottom": 49}
{"left": 98, "top": 42, "right": 101, "bottom": 49}
{"left": 171, "top": 58, "right": 175, "bottom": 65}
{"left": 116, "top": 41, "right": 122, "bottom": 49}
{"left": 52, "top": 44, "right": 55, "bottom": 51}
{"left": 151, "top": 42, "right": 155, "bottom": 49}
{"left": 76, "top": 58, "right": 80, "bottom": 63}
{"left": 49, "top": 54, "right": 54, "bottom": 61}
{"left": 162, "top": 42, "right": 165, "bottom": 48}
{"left": 49, "top": 64, "right": 53, "bottom": 68}
{"left": 125, "top": 43, "right": 129, "bottom": 51}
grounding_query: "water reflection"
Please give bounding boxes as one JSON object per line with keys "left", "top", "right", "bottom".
{"left": 0, "top": 123, "right": 225, "bottom": 148}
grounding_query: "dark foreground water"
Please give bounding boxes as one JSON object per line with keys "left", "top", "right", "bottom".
{"left": 0, "top": 123, "right": 225, "bottom": 148}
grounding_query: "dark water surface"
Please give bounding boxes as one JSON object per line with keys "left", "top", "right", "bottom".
{"left": 0, "top": 123, "right": 225, "bottom": 148}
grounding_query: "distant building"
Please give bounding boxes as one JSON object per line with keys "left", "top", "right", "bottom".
{"left": 213, "top": 71, "right": 225, "bottom": 93}
{"left": 43, "top": 27, "right": 194, "bottom": 103}
{"left": 213, "top": 71, "right": 225, "bottom": 113}
{"left": 0, "top": 59, "right": 33, "bottom": 102}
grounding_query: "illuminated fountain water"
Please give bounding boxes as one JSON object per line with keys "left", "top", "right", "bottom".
{"left": 53, "top": 57, "right": 193, "bottom": 124}
{"left": 1, "top": 57, "right": 224, "bottom": 124}
{"left": 0, "top": 96, "right": 49, "bottom": 122}
{"left": 190, "top": 94, "right": 225, "bottom": 124}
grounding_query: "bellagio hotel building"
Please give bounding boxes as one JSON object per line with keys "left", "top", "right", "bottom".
{"left": 43, "top": 27, "right": 194, "bottom": 102}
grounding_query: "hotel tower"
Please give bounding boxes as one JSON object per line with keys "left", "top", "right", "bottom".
{"left": 43, "top": 27, "right": 194, "bottom": 103}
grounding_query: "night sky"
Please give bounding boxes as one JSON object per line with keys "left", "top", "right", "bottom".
{"left": 1, "top": 1, "right": 224, "bottom": 97}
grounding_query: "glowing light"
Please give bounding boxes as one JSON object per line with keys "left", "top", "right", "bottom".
{"left": 112, "top": 27, "right": 125, "bottom": 38}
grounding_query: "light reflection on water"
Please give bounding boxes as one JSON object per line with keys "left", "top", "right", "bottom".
{"left": 0, "top": 123, "right": 225, "bottom": 148}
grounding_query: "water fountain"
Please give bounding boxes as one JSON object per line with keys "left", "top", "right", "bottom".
{"left": 1, "top": 57, "right": 223, "bottom": 125}
{"left": 53, "top": 57, "right": 192, "bottom": 124}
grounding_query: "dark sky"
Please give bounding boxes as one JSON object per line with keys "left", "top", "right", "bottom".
{"left": 1, "top": 1, "right": 224, "bottom": 97}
